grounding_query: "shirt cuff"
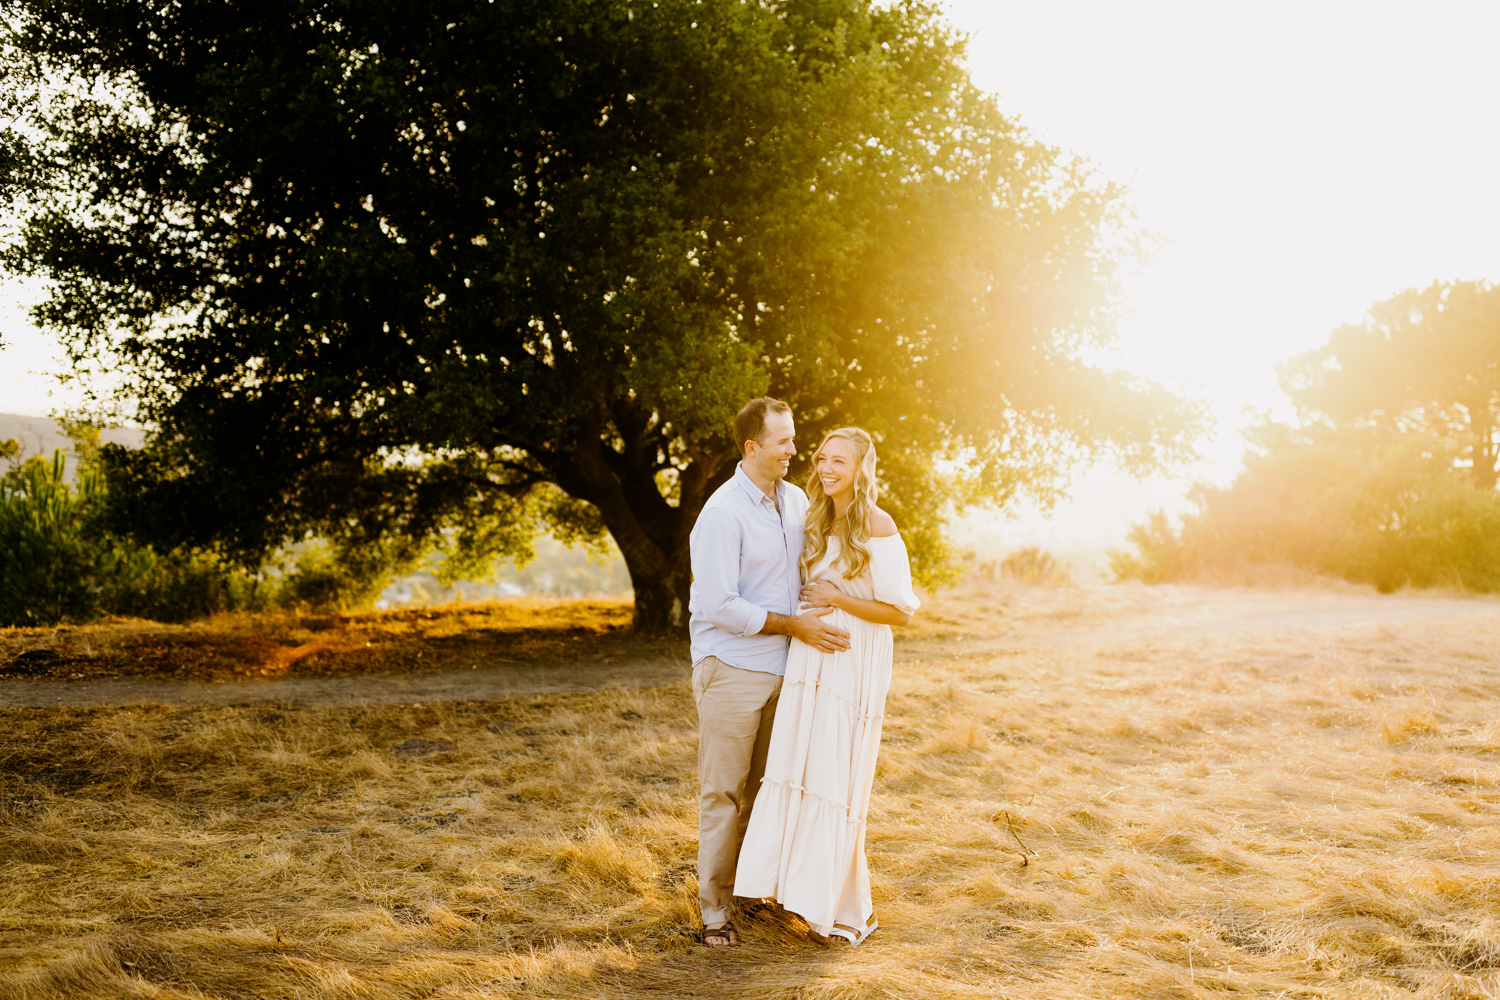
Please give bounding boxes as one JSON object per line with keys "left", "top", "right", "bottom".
{"left": 742, "top": 604, "right": 769, "bottom": 637}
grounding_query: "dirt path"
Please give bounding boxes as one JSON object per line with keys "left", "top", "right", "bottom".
{"left": 0, "top": 652, "right": 691, "bottom": 709}
{"left": 4, "top": 585, "right": 1497, "bottom": 709}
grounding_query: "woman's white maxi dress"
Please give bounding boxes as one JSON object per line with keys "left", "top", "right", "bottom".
{"left": 733, "top": 534, "right": 920, "bottom": 941}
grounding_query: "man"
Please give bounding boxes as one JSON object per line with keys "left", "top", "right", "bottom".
{"left": 688, "top": 396, "right": 851, "bottom": 948}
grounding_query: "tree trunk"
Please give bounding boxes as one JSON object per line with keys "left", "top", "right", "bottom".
{"left": 558, "top": 416, "right": 733, "bottom": 636}
{"left": 620, "top": 538, "right": 693, "bottom": 635}
{"left": 1474, "top": 410, "right": 1498, "bottom": 489}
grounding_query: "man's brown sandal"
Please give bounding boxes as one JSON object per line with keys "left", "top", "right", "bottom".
{"left": 702, "top": 922, "right": 740, "bottom": 947}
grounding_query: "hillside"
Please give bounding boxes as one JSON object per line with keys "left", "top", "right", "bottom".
{"left": 0, "top": 412, "right": 145, "bottom": 480}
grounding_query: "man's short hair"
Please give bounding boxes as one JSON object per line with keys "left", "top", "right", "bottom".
{"left": 734, "top": 397, "right": 792, "bottom": 456}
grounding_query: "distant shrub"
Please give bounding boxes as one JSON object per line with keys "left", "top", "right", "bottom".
{"left": 0, "top": 450, "right": 154, "bottom": 625}
{"left": 1, "top": 428, "right": 621, "bottom": 622}
{"left": 262, "top": 540, "right": 392, "bottom": 610}
{"left": 105, "top": 548, "right": 261, "bottom": 622}
{"left": 0, "top": 440, "right": 354, "bottom": 624}
{"left": 1112, "top": 434, "right": 1500, "bottom": 592}
{"left": 994, "top": 547, "right": 1074, "bottom": 587}
{"left": 1108, "top": 512, "right": 1184, "bottom": 585}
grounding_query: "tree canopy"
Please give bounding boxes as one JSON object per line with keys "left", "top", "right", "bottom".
{"left": 1114, "top": 280, "right": 1500, "bottom": 594}
{"left": 1281, "top": 280, "right": 1500, "bottom": 488}
{"left": 2, "top": 0, "right": 1200, "bottom": 630}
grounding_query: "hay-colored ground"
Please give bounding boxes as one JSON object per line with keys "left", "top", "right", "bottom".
{"left": 3, "top": 581, "right": 1500, "bottom": 999}
{"left": 0, "top": 600, "right": 642, "bottom": 681}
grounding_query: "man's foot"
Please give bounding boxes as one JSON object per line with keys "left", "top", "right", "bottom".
{"left": 702, "top": 921, "right": 740, "bottom": 947}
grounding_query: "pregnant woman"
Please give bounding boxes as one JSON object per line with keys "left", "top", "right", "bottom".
{"left": 733, "top": 426, "right": 919, "bottom": 945}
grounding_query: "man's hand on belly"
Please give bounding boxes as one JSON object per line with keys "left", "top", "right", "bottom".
{"left": 762, "top": 608, "right": 851, "bottom": 653}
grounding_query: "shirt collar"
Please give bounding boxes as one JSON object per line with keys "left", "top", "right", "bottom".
{"left": 734, "top": 462, "right": 781, "bottom": 506}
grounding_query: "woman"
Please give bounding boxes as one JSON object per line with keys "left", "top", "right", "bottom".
{"left": 733, "top": 426, "right": 919, "bottom": 945}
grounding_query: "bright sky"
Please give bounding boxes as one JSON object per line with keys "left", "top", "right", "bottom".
{"left": 946, "top": 0, "right": 1500, "bottom": 459}
{"left": 941, "top": 0, "right": 1500, "bottom": 565}
{"left": 3, "top": 2, "right": 1499, "bottom": 561}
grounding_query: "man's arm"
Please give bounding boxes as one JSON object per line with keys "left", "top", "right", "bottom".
{"left": 690, "top": 507, "right": 770, "bottom": 636}
{"left": 761, "top": 609, "right": 850, "bottom": 653}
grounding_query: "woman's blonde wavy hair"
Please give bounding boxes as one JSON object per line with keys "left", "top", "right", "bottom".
{"left": 801, "top": 427, "right": 879, "bottom": 582}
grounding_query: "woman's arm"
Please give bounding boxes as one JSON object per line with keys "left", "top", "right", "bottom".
{"left": 800, "top": 579, "right": 913, "bottom": 627}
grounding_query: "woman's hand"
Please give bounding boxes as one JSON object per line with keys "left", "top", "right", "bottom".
{"left": 801, "top": 580, "right": 844, "bottom": 610}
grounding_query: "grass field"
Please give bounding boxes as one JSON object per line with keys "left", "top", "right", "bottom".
{"left": 0, "top": 599, "right": 643, "bottom": 682}
{"left": 3, "top": 580, "right": 1499, "bottom": 999}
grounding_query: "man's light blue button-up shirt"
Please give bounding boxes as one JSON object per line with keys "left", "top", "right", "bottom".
{"left": 688, "top": 463, "right": 808, "bottom": 676}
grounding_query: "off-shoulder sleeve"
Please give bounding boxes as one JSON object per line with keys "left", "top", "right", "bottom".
{"left": 870, "top": 535, "right": 920, "bottom": 616}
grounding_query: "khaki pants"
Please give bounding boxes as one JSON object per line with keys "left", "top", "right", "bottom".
{"left": 693, "top": 655, "right": 783, "bottom": 925}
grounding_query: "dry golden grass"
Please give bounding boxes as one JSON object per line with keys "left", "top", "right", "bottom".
{"left": 0, "top": 599, "right": 640, "bottom": 681}
{"left": 3, "top": 581, "right": 1500, "bottom": 998}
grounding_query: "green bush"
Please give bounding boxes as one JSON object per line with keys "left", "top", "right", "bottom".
{"left": 104, "top": 548, "right": 261, "bottom": 621}
{"left": 1112, "top": 433, "right": 1500, "bottom": 592}
{"left": 2, "top": 444, "right": 285, "bottom": 625}
{"left": 0, "top": 450, "right": 154, "bottom": 625}
{"left": 261, "top": 540, "right": 393, "bottom": 611}
{"left": 2, "top": 428, "right": 543, "bottom": 623}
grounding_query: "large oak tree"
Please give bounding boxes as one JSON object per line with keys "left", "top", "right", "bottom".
{"left": 3, "top": 0, "right": 1199, "bottom": 631}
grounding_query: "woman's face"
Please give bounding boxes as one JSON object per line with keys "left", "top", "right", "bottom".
{"left": 814, "top": 436, "right": 859, "bottom": 502}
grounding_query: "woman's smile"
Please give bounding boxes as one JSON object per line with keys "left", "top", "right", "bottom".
{"left": 814, "top": 437, "right": 858, "bottom": 497}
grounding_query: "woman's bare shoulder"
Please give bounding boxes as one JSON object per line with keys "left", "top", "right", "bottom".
{"left": 869, "top": 507, "right": 899, "bottom": 538}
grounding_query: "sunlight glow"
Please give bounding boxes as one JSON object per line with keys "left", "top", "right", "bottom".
{"left": 947, "top": 0, "right": 1500, "bottom": 466}
{"left": 944, "top": 0, "right": 1500, "bottom": 564}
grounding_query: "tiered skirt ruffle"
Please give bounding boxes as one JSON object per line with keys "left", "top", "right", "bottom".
{"left": 734, "top": 610, "right": 893, "bottom": 936}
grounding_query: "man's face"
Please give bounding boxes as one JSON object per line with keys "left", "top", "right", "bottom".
{"left": 747, "top": 410, "right": 796, "bottom": 482}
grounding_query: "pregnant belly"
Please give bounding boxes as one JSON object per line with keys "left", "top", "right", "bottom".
{"left": 794, "top": 607, "right": 890, "bottom": 654}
